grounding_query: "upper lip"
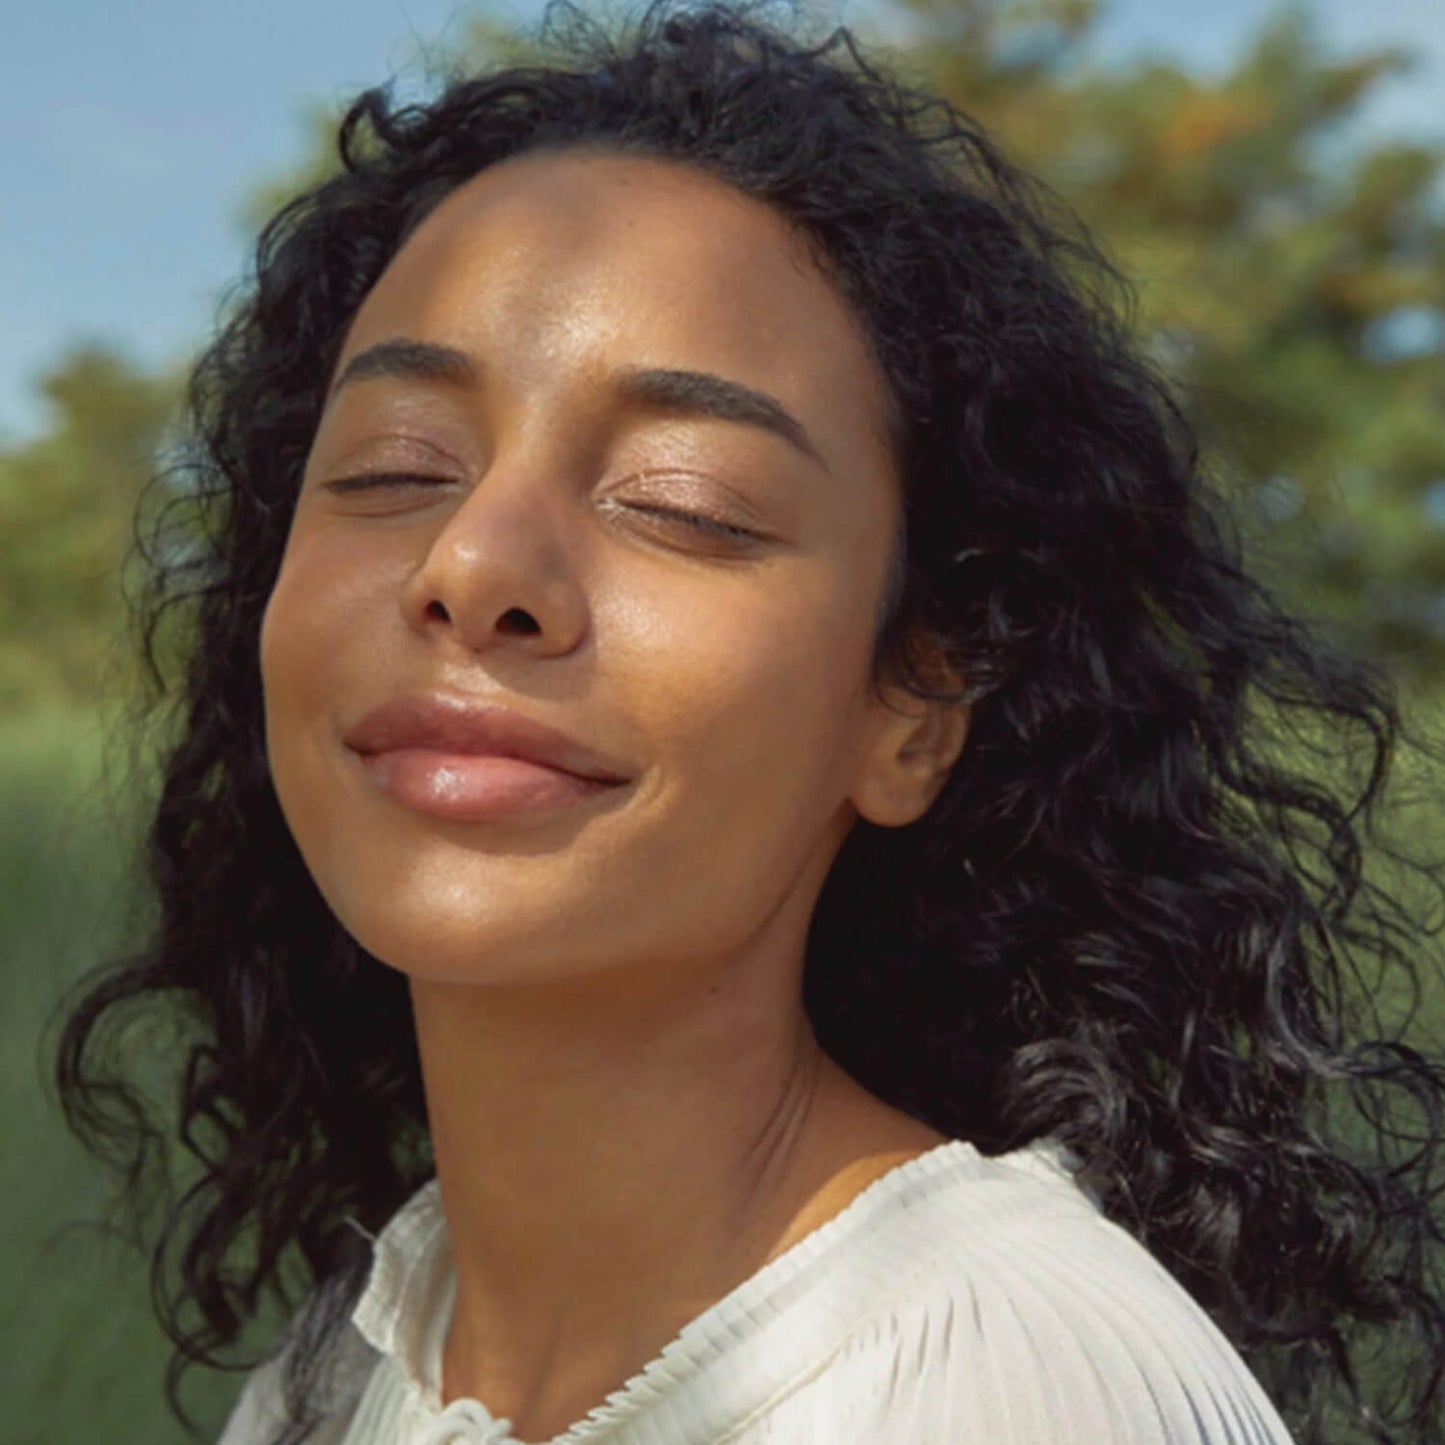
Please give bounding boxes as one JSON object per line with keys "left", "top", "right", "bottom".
{"left": 344, "top": 692, "right": 632, "bottom": 784}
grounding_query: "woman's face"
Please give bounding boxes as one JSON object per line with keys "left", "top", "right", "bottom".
{"left": 260, "top": 147, "right": 936, "bottom": 988}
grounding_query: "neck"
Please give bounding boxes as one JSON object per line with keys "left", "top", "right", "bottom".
{"left": 408, "top": 943, "right": 945, "bottom": 1436}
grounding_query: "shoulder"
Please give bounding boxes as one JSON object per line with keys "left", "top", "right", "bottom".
{"left": 803, "top": 1142, "right": 1297, "bottom": 1444}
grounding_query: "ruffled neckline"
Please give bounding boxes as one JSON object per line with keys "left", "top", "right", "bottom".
{"left": 351, "top": 1135, "right": 1085, "bottom": 1444}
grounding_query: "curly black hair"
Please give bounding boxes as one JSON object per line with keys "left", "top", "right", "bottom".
{"left": 49, "top": 1, "right": 1445, "bottom": 1441}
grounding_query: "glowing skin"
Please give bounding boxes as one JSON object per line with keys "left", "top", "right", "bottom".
{"left": 260, "top": 148, "right": 970, "bottom": 1440}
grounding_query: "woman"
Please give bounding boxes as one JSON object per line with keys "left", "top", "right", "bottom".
{"left": 52, "top": 1, "right": 1445, "bottom": 1442}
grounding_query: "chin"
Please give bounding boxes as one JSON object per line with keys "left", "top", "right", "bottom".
{"left": 321, "top": 870, "right": 625, "bottom": 990}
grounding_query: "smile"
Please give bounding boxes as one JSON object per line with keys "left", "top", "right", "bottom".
{"left": 355, "top": 748, "right": 629, "bottom": 822}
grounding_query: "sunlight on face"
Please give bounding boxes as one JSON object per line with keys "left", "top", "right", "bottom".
{"left": 259, "top": 148, "right": 905, "bottom": 991}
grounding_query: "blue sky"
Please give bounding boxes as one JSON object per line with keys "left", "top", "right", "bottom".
{"left": 3, "top": 0, "right": 1441, "bottom": 445}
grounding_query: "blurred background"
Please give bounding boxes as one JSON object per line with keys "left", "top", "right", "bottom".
{"left": 3, "top": 0, "right": 1442, "bottom": 1438}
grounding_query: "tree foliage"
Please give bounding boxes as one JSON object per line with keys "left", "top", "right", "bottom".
{"left": 0, "top": 347, "right": 177, "bottom": 708}
{"left": 880, "top": 0, "right": 1445, "bottom": 687}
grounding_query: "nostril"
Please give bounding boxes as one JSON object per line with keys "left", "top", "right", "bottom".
{"left": 497, "top": 607, "right": 540, "bottom": 635}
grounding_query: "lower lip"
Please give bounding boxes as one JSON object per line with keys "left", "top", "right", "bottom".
{"left": 355, "top": 750, "right": 625, "bottom": 821}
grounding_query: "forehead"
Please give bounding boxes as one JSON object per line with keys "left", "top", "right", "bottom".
{"left": 338, "top": 147, "right": 897, "bottom": 476}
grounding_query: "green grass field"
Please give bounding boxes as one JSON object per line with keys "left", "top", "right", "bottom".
{"left": 4, "top": 697, "right": 1442, "bottom": 1443}
{"left": 1, "top": 708, "right": 243, "bottom": 1444}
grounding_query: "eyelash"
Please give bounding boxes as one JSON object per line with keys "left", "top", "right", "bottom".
{"left": 627, "top": 503, "right": 761, "bottom": 542}
{"left": 323, "top": 472, "right": 763, "bottom": 543}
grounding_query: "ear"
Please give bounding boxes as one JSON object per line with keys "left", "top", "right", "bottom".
{"left": 848, "top": 635, "right": 971, "bottom": 829}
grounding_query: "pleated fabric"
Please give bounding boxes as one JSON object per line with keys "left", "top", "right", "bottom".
{"left": 216, "top": 1137, "right": 1296, "bottom": 1445}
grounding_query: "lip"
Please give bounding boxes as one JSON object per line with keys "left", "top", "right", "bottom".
{"left": 345, "top": 691, "right": 632, "bottom": 784}
{"left": 344, "top": 692, "right": 633, "bottom": 821}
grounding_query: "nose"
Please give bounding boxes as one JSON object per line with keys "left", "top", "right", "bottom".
{"left": 399, "top": 458, "right": 589, "bottom": 657}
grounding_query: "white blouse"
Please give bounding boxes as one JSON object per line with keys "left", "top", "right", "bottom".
{"left": 216, "top": 1137, "right": 1296, "bottom": 1444}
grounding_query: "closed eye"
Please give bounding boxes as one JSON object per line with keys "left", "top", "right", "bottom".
{"left": 323, "top": 471, "right": 454, "bottom": 494}
{"left": 625, "top": 503, "right": 763, "bottom": 542}
{"left": 322, "top": 474, "right": 765, "bottom": 544}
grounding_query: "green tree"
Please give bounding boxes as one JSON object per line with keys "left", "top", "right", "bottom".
{"left": 0, "top": 346, "right": 178, "bottom": 710}
{"left": 881, "top": 0, "right": 1445, "bottom": 687}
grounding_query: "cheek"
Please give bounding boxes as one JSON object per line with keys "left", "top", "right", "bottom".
{"left": 261, "top": 547, "right": 334, "bottom": 744}
{"left": 259, "top": 559, "right": 328, "bottom": 852}
{"left": 258, "top": 535, "right": 391, "bottom": 826}
{"left": 261, "top": 530, "right": 398, "bottom": 707}
{"left": 738, "top": 557, "right": 878, "bottom": 723}
{"left": 617, "top": 557, "right": 875, "bottom": 803}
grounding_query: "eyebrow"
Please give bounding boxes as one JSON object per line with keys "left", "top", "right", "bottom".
{"left": 329, "top": 337, "right": 830, "bottom": 473}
